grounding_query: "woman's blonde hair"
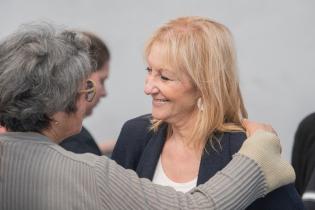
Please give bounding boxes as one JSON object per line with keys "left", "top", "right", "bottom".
{"left": 145, "top": 16, "right": 247, "bottom": 149}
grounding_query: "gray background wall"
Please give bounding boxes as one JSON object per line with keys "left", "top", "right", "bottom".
{"left": 1, "top": 0, "right": 314, "bottom": 160}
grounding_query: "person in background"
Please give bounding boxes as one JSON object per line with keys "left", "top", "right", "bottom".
{"left": 60, "top": 31, "right": 115, "bottom": 156}
{"left": 112, "top": 16, "right": 304, "bottom": 209}
{"left": 0, "top": 22, "right": 296, "bottom": 210}
{"left": 292, "top": 112, "right": 315, "bottom": 208}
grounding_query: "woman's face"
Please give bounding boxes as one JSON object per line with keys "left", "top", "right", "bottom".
{"left": 144, "top": 44, "right": 198, "bottom": 124}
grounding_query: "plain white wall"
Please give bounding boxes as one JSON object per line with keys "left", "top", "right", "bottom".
{"left": 1, "top": 0, "right": 314, "bottom": 160}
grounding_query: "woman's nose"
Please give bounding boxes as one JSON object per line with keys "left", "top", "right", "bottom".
{"left": 144, "top": 76, "right": 158, "bottom": 95}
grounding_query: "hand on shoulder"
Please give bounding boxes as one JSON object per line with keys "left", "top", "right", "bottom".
{"left": 238, "top": 119, "right": 295, "bottom": 193}
{"left": 242, "top": 119, "right": 277, "bottom": 137}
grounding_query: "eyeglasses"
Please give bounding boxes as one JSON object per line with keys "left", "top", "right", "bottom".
{"left": 79, "top": 79, "right": 96, "bottom": 102}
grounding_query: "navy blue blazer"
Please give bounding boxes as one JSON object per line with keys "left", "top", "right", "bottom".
{"left": 112, "top": 114, "right": 304, "bottom": 210}
{"left": 60, "top": 126, "right": 102, "bottom": 156}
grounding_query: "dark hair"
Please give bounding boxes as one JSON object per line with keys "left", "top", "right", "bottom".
{"left": 0, "top": 23, "right": 91, "bottom": 132}
{"left": 81, "top": 31, "right": 110, "bottom": 72}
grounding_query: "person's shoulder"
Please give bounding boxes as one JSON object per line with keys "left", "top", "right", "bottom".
{"left": 112, "top": 114, "right": 154, "bottom": 169}
{"left": 122, "top": 114, "right": 152, "bottom": 129}
{"left": 119, "top": 114, "right": 153, "bottom": 141}
{"left": 63, "top": 126, "right": 93, "bottom": 142}
{"left": 294, "top": 112, "right": 315, "bottom": 141}
{"left": 51, "top": 143, "right": 114, "bottom": 173}
{"left": 59, "top": 126, "right": 102, "bottom": 155}
{"left": 302, "top": 112, "right": 315, "bottom": 122}
{"left": 221, "top": 131, "right": 246, "bottom": 144}
{"left": 50, "top": 144, "right": 101, "bottom": 167}
{"left": 298, "top": 112, "right": 315, "bottom": 130}
{"left": 218, "top": 131, "right": 247, "bottom": 155}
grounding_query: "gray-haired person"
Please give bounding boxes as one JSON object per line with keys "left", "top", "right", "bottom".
{"left": 0, "top": 23, "right": 295, "bottom": 210}
{"left": 60, "top": 31, "right": 115, "bottom": 156}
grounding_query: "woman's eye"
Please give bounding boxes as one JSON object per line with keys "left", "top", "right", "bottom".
{"left": 160, "top": 75, "right": 170, "bottom": 81}
{"left": 145, "top": 67, "right": 152, "bottom": 73}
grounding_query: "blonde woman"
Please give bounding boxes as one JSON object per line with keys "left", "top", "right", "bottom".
{"left": 112, "top": 17, "right": 303, "bottom": 209}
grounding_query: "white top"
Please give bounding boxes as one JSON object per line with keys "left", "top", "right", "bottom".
{"left": 303, "top": 191, "right": 315, "bottom": 201}
{"left": 152, "top": 156, "right": 197, "bottom": 193}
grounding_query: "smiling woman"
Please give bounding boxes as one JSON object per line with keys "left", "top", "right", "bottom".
{"left": 112, "top": 16, "right": 304, "bottom": 209}
{"left": 144, "top": 43, "right": 198, "bottom": 127}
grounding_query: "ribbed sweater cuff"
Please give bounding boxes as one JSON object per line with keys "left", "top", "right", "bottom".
{"left": 196, "top": 154, "right": 267, "bottom": 210}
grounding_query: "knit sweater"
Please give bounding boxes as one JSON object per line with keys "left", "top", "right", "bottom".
{"left": 0, "top": 132, "right": 267, "bottom": 210}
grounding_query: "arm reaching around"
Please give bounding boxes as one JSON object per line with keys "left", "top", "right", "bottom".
{"left": 96, "top": 129, "right": 295, "bottom": 209}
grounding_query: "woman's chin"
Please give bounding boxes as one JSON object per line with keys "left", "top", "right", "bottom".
{"left": 151, "top": 112, "right": 168, "bottom": 121}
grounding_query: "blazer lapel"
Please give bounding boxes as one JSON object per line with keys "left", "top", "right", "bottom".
{"left": 197, "top": 133, "right": 233, "bottom": 185}
{"left": 136, "top": 123, "right": 168, "bottom": 180}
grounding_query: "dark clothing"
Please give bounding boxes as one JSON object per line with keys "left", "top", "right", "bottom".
{"left": 303, "top": 170, "right": 315, "bottom": 210}
{"left": 60, "top": 126, "right": 102, "bottom": 156}
{"left": 292, "top": 113, "right": 315, "bottom": 195}
{"left": 112, "top": 114, "right": 305, "bottom": 210}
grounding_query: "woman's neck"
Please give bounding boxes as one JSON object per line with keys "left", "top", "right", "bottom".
{"left": 167, "top": 111, "right": 200, "bottom": 149}
{"left": 40, "top": 127, "right": 62, "bottom": 144}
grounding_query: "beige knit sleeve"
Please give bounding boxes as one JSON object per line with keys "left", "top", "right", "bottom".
{"left": 238, "top": 130, "right": 296, "bottom": 193}
{"left": 94, "top": 155, "right": 266, "bottom": 210}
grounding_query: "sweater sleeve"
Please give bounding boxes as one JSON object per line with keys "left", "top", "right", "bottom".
{"left": 94, "top": 154, "right": 266, "bottom": 210}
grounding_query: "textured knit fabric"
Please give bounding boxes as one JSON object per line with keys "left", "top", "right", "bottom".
{"left": 112, "top": 114, "right": 304, "bottom": 210}
{"left": 0, "top": 132, "right": 267, "bottom": 210}
{"left": 60, "top": 126, "right": 102, "bottom": 155}
{"left": 292, "top": 112, "right": 315, "bottom": 195}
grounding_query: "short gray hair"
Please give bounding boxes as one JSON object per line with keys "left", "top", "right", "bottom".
{"left": 0, "top": 22, "right": 91, "bottom": 132}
